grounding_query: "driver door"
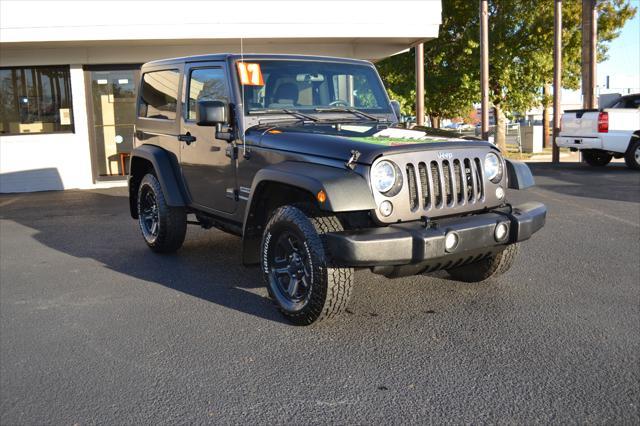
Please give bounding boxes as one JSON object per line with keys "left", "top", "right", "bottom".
{"left": 180, "top": 63, "right": 237, "bottom": 213}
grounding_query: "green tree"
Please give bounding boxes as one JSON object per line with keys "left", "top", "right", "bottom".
{"left": 377, "top": 1, "right": 479, "bottom": 128}
{"left": 377, "top": 0, "right": 636, "bottom": 152}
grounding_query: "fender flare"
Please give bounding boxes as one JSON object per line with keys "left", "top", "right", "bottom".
{"left": 129, "top": 145, "right": 188, "bottom": 217}
{"left": 505, "top": 159, "right": 535, "bottom": 190}
{"left": 241, "top": 161, "right": 376, "bottom": 264}
{"left": 244, "top": 161, "right": 375, "bottom": 219}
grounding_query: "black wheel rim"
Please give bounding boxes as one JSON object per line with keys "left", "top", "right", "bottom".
{"left": 269, "top": 230, "right": 312, "bottom": 309}
{"left": 139, "top": 185, "right": 159, "bottom": 242}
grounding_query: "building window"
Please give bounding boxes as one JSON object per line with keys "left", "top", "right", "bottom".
{"left": 0, "top": 66, "right": 74, "bottom": 135}
{"left": 138, "top": 70, "right": 179, "bottom": 120}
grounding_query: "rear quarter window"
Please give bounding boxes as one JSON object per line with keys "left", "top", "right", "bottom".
{"left": 138, "top": 69, "right": 180, "bottom": 119}
{"left": 608, "top": 95, "right": 640, "bottom": 109}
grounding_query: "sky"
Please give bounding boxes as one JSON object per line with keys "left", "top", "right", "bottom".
{"left": 596, "top": 3, "right": 640, "bottom": 93}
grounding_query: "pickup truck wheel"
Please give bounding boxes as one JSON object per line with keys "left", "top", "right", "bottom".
{"left": 446, "top": 243, "right": 519, "bottom": 283}
{"left": 624, "top": 139, "right": 640, "bottom": 170}
{"left": 261, "top": 205, "right": 353, "bottom": 325}
{"left": 137, "top": 173, "right": 186, "bottom": 253}
{"left": 582, "top": 150, "right": 612, "bottom": 167}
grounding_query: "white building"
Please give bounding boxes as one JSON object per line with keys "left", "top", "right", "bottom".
{"left": 0, "top": 0, "right": 442, "bottom": 193}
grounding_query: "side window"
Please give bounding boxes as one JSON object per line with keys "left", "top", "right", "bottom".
{"left": 138, "top": 69, "right": 179, "bottom": 120}
{"left": 610, "top": 96, "right": 640, "bottom": 109}
{"left": 187, "top": 68, "right": 228, "bottom": 120}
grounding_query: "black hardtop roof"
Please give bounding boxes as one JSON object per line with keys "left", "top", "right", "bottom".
{"left": 142, "top": 53, "right": 373, "bottom": 70}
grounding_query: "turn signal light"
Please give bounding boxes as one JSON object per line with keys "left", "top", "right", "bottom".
{"left": 598, "top": 111, "right": 608, "bottom": 133}
{"left": 316, "top": 190, "right": 327, "bottom": 204}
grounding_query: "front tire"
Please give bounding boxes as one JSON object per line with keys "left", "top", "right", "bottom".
{"left": 261, "top": 205, "right": 353, "bottom": 325}
{"left": 582, "top": 150, "right": 612, "bottom": 167}
{"left": 624, "top": 139, "right": 640, "bottom": 170}
{"left": 447, "top": 244, "right": 520, "bottom": 283}
{"left": 137, "top": 173, "right": 187, "bottom": 253}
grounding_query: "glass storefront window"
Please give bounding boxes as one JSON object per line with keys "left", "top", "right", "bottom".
{"left": 0, "top": 66, "right": 74, "bottom": 135}
{"left": 88, "top": 68, "right": 138, "bottom": 179}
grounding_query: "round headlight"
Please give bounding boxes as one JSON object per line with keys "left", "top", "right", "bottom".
{"left": 372, "top": 160, "right": 398, "bottom": 193}
{"left": 484, "top": 153, "right": 503, "bottom": 183}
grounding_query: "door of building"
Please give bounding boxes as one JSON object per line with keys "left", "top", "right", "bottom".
{"left": 86, "top": 66, "right": 140, "bottom": 181}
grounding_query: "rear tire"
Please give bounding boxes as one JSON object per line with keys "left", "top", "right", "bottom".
{"left": 624, "top": 139, "right": 640, "bottom": 170}
{"left": 582, "top": 150, "right": 612, "bottom": 167}
{"left": 261, "top": 205, "right": 353, "bottom": 325}
{"left": 137, "top": 173, "right": 187, "bottom": 253}
{"left": 447, "top": 244, "right": 519, "bottom": 283}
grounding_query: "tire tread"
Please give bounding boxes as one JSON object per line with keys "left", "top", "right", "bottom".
{"left": 262, "top": 205, "right": 353, "bottom": 325}
{"left": 447, "top": 243, "right": 520, "bottom": 282}
{"left": 138, "top": 173, "right": 186, "bottom": 253}
{"left": 624, "top": 139, "right": 640, "bottom": 170}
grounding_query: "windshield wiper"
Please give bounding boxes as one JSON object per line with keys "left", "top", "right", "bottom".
{"left": 249, "top": 108, "right": 318, "bottom": 122}
{"left": 313, "top": 107, "right": 379, "bottom": 121}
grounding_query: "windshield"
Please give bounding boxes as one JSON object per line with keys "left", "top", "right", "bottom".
{"left": 236, "top": 60, "right": 392, "bottom": 116}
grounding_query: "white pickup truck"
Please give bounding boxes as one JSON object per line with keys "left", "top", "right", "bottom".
{"left": 557, "top": 93, "right": 640, "bottom": 170}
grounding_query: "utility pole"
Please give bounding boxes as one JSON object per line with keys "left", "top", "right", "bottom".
{"left": 581, "top": 0, "right": 598, "bottom": 108}
{"left": 552, "top": 0, "right": 562, "bottom": 163}
{"left": 415, "top": 43, "right": 425, "bottom": 126}
{"left": 480, "top": 0, "right": 490, "bottom": 140}
{"left": 543, "top": 84, "right": 551, "bottom": 149}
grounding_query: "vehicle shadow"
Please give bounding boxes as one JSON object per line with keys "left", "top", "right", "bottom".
{"left": 0, "top": 189, "right": 287, "bottom": 324}
{"left": 526, "top": 162, "right": 640, "bottom": 204}
{"left": 0, "top": 168, "right": 64, "bottom": 192}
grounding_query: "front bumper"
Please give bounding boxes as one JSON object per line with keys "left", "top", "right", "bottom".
{"left": 325, "top": 202, "right": 546, "bottom": 267}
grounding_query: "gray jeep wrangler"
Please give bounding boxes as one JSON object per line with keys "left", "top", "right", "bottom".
{"left": 129, "top": 54, "right": 546, "bottom": 325}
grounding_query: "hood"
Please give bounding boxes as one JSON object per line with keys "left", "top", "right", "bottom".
{"left": 251, "top": 122, "right": 495, "bottom": 164}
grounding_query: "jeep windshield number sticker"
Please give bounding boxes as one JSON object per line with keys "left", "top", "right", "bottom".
{"left": 237, "top": 62, "right": 264, "bottom": 86}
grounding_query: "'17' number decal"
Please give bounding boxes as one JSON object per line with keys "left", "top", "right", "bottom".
{"left": 237, "top": 62, "right": 264, "bottom": 86}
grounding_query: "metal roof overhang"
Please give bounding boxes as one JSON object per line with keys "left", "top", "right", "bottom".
{"left": 0, "top": 1, "right": 441, "bottom": 65}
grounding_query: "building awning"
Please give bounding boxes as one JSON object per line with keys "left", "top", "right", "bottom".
{"left": 0, "top": 0, "right": 442, "bottom": 65}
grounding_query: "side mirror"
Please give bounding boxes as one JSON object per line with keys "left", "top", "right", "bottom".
{"left": 196, "top": 100, "right": 229, "bottom": 127}
{"left": 390, "top": 100, "right": 402, "bottom": 122}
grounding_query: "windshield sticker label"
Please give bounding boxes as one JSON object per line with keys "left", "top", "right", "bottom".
{"left": 237, "top": 62, "right": 264, "bottom": 86}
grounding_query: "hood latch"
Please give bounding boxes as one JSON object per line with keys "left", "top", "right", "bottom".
{"left": 345, "top": 150, "right": 361, "bottom": 170}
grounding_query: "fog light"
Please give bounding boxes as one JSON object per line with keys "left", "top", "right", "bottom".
{"left": 379, "top": 200, "right": 393, "bottom": 217}
{"left": 495, "top": 222, "right": 509, "bottom": 241}
{"left": 445, "top": 232, "right": 459, "bottom": 252}
{"left": 495, "top": 186, "right": 505, "bottom": 200}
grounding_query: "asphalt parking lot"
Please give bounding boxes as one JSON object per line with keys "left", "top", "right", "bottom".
{"left": 1, "top": 162, "right": 639, "bottom": 424}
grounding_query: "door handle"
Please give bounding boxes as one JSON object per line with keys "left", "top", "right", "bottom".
{"left": 178, "top": 133, "right": 196, "bottom": 145}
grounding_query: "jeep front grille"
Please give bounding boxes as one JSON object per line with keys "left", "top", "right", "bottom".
{"left": 406, "top": 164, "right": 418, "bottom": 211}
{"left": 370, "top": 147, "right": 502, "bottom": 223}
{"left": 406, "top": 157, "right": 484, "bottom": 212}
